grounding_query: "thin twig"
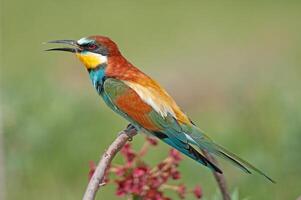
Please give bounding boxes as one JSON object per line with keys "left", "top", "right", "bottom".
{"left": 82, "top": 125, "right": 138, "bottom": 200}
{"left": 83, "top": 126, "right": 230, "bottom": 200}
{"left": 202, "top": 150, "right": 231, "bottom": 200}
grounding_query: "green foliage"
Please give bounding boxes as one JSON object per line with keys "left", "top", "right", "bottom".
{"left": 2, "top": 0, "right": 301, "bottom": 200}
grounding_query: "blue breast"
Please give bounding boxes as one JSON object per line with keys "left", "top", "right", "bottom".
{"left": 88, "top": 65, "right": 106, "bottom": 94}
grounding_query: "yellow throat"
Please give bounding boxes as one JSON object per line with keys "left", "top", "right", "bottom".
{"left": 76, "top": 52, "right": 107, "bottom": 69}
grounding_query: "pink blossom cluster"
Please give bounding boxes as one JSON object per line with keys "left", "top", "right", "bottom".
{"left": 89, "top": 137, "right": 202, "bottom": 200}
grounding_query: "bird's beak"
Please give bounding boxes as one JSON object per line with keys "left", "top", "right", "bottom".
{"left": 46, "top": 40, "right": 80, "bottom": 53}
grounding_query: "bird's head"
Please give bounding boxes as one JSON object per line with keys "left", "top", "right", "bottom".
{"left": 47, "top": 35, "right": 120, "bottom": 69}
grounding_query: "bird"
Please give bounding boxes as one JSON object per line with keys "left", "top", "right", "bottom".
{"left": 47, "top": 35, "right": 275, "bottom": 183}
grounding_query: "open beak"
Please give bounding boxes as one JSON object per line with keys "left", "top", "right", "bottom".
{"left": 46, "top": 40, "right": 80, "bottom": 53}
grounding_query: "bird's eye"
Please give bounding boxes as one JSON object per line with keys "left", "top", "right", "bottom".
{"left": 87, "top": 44, "right": 97, "bottom": 50}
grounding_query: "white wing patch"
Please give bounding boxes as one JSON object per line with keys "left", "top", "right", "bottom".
{"left": 123, "top": 81, "right": 176, "bottom": 118}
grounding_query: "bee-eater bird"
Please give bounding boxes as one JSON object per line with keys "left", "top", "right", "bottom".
{"left": 47, "top": 35, "right": 274, "bottom": 183}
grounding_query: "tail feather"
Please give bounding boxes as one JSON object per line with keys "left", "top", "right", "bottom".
{"left": 153, "top": 132, "right": 223, "bottom": 173}
{"left": 187, "top": 143, "right": 223, "bottom": 174}
{"left": 214, "top": 143, "right": 276, "bottom": 183}
{"left": 188, "top": 128, "right": 275, "bottom": 183}
{"left": 218, "top": 150, "right": 251, "bottom": 174}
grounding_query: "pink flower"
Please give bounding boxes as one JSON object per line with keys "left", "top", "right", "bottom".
{"left": 115, "top": 165, "right": 151, "bottom": 196}
{"left": 169, "top": 149, "right": 182, "bottom": 164}
{"left": 146, "top": 137, "right": 158, "bottom": 146}
{"left": 157, "top": 162, "right": 167, "bottom": 170}
{"left": 177, "top": 184, "right": 186, "bottom": 199}
{"left": 121, "top": 143, "right": 136, "bottom": 164}
{"left": 115, "top": 179, "right": 130, "bottom": 196}
{"left": 133, "top": 166, "right": 148, "bottom": 177}
{"left": 114, "top": 166, "right": 127, "bottom": 176}
{"left": 144, "top": 189, "right": 171, "bottom": 200}
{"left": 193, "top": 185, "right": 203, "bottom": 199}
{"left": 95, "top": 137, "right": 205, "bottom": 199}
{"left": 149, "top": 176, "right": 163, "bottom": 188}
{"left": 171, "top": 169, "right": 181, "bottom": 180}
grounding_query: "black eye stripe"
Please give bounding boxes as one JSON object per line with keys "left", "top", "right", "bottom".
{"left": 78, "top": 42, "right": 108, "bottom": 56}
{"left": 82, "top": 43, "right": 95, "bottom": 47}
{"left": 87, "top": 44, "right": 97, "bottom": 50}
{"left": 79, "top": 43, "right": 99, "bottom": 51}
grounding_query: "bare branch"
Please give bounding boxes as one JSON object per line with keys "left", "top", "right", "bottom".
{"left": 83, "top": 125, "right": 230, "bottom": 200}
{"left": 82, "top": 125, "right": 138, "bottom": 200}
{"left": 202, "top": 150, "right": 231, "bottom": 200}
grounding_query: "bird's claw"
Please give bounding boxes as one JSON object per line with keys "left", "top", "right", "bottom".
{"left": 126, "top": 124, "right": 136, "bottom": 131}
{"left": 126, "top": 124, "right": 137, "bottom": 141}
{"left": 118, "top": 124, "right": 137, "bottom": 141}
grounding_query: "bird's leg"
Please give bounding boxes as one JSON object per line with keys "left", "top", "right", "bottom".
{"left": 126, "top": 124, "right": 138, "bottom": 141}
{"left": 126, "top": 123, "right": 136, "bottom": 131}
{"left": 118, "top": 124, "right": 138, "bottom": 141}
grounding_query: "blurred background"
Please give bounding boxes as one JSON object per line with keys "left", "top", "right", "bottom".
{"left": 1, "top": 1, "right": 301, "bottom": 199}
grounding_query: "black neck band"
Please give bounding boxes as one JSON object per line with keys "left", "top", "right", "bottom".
{"left": 87, "top": 63, "right": 107, "bottom": 73}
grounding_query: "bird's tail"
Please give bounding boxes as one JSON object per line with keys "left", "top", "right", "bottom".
{"left": 153, "top": 132, "right": 223, "bottom": 174}
{"left": 189, "top": 128, "right": 276, "bottom": 183}
{"left": 212, "top": 143, "right": 275, "bottom": 183}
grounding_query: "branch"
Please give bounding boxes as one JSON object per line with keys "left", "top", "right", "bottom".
{"left": 82, "top": 125, "right": 230, "bottom": 200}
{"left": 82, "top": 125, "right": 138, "bottom": 200}
{"left": 202, "top": 150, "right": 231, "bottom": 200}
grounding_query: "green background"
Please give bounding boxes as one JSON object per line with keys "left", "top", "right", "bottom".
{"left": 1, "top": 1, "right": 301, "bottom": 199}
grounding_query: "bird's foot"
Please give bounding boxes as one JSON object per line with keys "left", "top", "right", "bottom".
{"left": 126, "top": 123, "right": 136, "bottom": 131}
{"left": 118, "top": 124, "right": 138, "bottom": 141}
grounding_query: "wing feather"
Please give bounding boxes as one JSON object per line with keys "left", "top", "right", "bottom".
{"left": 123, "top": 80, "right": 190, "bottom": 124}
{"left": 103, "top": 78, "right": 162, "bottom": 131}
